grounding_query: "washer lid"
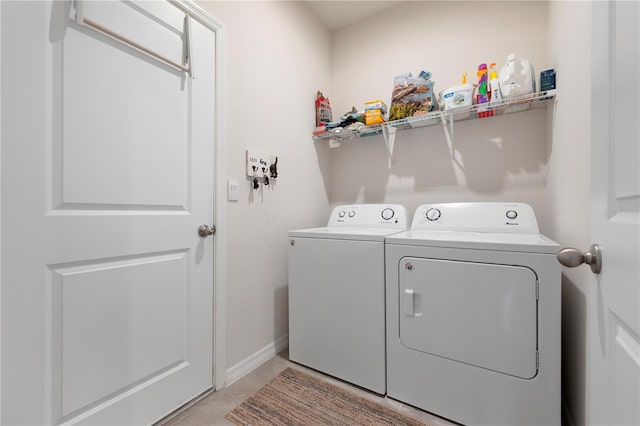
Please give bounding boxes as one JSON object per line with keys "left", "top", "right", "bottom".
{"left": 289, "top": 227, "right": 404, "bottom": 242}
{"left": 386, "top": 230, "right": 559, "bottom": 254}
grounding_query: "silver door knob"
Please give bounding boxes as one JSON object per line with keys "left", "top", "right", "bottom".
{"left": 198, "top": 224, "right": 216, "bottom": 238}
{"left": 557, "top": 243, "right": 602, "bottom": 274}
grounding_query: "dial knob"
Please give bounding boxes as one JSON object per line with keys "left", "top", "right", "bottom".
{"left": 381, "top": 208, "right": 395, "bottom": 220}
{"left": 425, "top": 208, "right": 441, "bottom": 221}
{"left": 348, "top": 210, "right": 355, "bottom": 218}
{"left": 338, "top": 211, "right": 345, "bottom": 218}
{"left": 506, "top": 210, "right": 518, "bottom": 220}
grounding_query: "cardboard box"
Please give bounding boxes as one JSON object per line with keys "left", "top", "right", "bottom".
{"left": 364, "top": 99, "right": 388, "bottom": 114}
{"left": 365, "top": 109, "right": 385, "bottom": 125}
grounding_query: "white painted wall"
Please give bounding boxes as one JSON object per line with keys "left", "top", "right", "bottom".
{"left": 328, "top": 1, "right": 553, "bottom": 229}
{"left": 197, "top": 7, "right": 593, "bottom": 424}
{"left": 546, "top": 2, "right": 592, "bottom": 425}
{"left": 197, "top": 1, "right": 332, "bottom": 370}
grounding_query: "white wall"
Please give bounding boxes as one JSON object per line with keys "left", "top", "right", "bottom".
{"left": 197, "top": 1, "right": 332, "bottom": 370}
{"left": 198, "top": 8, "right": 593, "bottom": 424}
{"left": 546, "top": 2, "right": 592, "bottom": 425}
{"left": 328, "top": 1, "right": 553, "bottom": 229}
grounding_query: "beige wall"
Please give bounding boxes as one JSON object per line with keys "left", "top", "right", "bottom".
{"left": 198, "top": 1, "right": 332, "bottom": 369}
{"left": 546, "top": 2, "right": 592, "bottom": 425}
{"left": 328, "top": 1, "right": 554, "bottom": 230}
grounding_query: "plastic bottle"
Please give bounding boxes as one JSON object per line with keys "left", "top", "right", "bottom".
{"left": 476, "top": 64, "right": 491, "bottom": 118}
{"left": 499, "top": 54, "right": 535, "bottom": 98}
{"left": 476, "top": 64, "right": 489, "bottom": 104}
{"left": 489, "top": 62, "right": 502, "bottom": 105}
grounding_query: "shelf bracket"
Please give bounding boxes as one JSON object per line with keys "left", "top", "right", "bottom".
{"left": 381, "top": 125, "right": 396, "bottom": 168}
{"left": 441, "top": 111, "right": 454, "bottom": 157}
{"left": 441, "top": 111, "right": 461, "bottom": 164}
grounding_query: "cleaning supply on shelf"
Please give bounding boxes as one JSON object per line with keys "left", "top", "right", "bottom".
{"left": 489, "top": 62, "right": 502, "bottom": 105}
{"left": 540, "top": 69, "right": 556, "bottom": 91}
{"left": 439, "top": 72, "right": 475, "bottom": 120}
{"left": 476, "top": 63, "right": 491, "bottom": 118}
{"left": 499, "top": 54, "right": 536, "bottom": 98}
{"left": 476, "top": 64, "right": 489, "bottom": 103}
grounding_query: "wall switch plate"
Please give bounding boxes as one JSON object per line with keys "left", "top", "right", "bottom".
{"left": 228, "top": 178, "right": 239, "bottom": 201}
{"left": 246, "top": 149, "right": 277, "bottom": 178}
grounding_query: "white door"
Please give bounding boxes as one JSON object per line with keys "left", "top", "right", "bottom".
{"left": 1, "top": 1, "right": 215, "bottom": 424}
{"left": 589, "top": 1, "right": 640, "bottom": 424}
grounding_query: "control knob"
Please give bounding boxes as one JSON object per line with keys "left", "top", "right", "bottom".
{"left": 381, "top": 208, "right": 395, "bottom": 220}
{"left": 338, "top": 211, "right": 345, "bottom": 218}
{"left": 426, "top": 208, "right": 441, "bottom": 221}
{"left": 348, "top": 210, "right": 355, "bottom": 218}
{"left": 506, "top": 210, "right": 518, "bottom": 220}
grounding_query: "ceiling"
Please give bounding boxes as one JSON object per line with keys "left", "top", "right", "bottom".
{"left": 305, "top": 1, "right": 406, "bottom": 32}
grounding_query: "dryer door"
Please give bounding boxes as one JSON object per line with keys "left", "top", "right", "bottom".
{"left": 399, "top": 257, "right": 538, "bottom": 379}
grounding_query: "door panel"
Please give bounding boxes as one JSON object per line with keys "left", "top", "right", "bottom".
{"left": 1, "top": 1, "right": 215, "bottom": 424}
{"left": 50, "top": 251, "right": 188, "bottom": 417}
{"left": 399, "top": 257, "right": 538, "bottom": 379}
{"left": 55, "top": 7, "right": 189, "bottom": 210}
{"left": 590, "top": 1, "right": 640, "bottom": 424}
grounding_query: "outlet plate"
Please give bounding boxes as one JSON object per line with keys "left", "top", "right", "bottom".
{"left": 246, "top": 150, "right": 277, "bottom": 178}
{"left": 227, "top": 178, "right": 239, "bottom": 201}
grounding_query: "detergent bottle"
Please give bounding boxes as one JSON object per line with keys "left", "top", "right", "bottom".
{"left": 476, "top": 63, "right": 491, "bottom": 118}
{"left": 499, "top": 54, "right": 535, "bottom": 98}
{"left": 489, "top": 62, "right": 502, "bottom": 105}
{"left": 476, "top": 64, "right": 489, "bottom": 104}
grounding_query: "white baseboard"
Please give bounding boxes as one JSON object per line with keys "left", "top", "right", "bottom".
{"left": 224, "top": 334, "right": 289, "bottom": 387}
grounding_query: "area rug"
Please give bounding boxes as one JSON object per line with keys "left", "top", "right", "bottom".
{"left": 225, "top": 367, "right": 430, "bottom": 426}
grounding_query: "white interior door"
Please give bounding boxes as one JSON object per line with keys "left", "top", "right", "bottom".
{"left": 589, "top": 1, "right": 640, "bottom": 424}
{"left": 1, "top": 1, "right": 215, "bottom": 424}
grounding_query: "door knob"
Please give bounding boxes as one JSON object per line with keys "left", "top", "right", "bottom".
{"left": 198, "top": 224, "right": 216, "bottom": 238}
{"left": 557, "top": 243, "right": 602, "bottom": 274}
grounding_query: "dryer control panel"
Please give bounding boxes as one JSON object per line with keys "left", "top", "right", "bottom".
{"left": 411, "top": 202, "right": 539, "bottom": 233}
{"left": 328, "top": 204, "right": 408, "bottom": 228}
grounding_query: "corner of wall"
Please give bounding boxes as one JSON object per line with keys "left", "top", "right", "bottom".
{"left": 546, "top": 2, "right": 592, "bottom": 426}
{"left": 225, "top": 335, "right": 288, "bottom": 388}
{"left": 197, "top": 1, "right": 332, "bottom": 371}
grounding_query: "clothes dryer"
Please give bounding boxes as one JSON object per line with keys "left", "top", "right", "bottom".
{"left": 289, "top": 204, "right": 407, "bottom": 394}
{"left": 385, "top": 202, "right": 560, "bottom": 425}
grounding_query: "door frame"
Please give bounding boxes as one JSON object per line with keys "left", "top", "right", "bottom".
{"left": 0, "top": 3, "right": 229, "bottom": 418}
{"left": 173, "top": 0, "right": 228, "bottom": 394}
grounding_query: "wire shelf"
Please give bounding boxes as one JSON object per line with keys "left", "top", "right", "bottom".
{"left": 312, "top": 89, "right": 557, "bottom": 142}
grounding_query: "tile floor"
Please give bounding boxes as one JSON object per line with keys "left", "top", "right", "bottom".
{"left": 157, "top": 348, "right": 457, "bottom": 426}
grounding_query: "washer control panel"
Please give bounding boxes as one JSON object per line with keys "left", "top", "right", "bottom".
{"left": 411, "top": 202, "right": 539, "bottom": 233}
{"left": 328, "top": 204, "right": 408, "bottom": 228}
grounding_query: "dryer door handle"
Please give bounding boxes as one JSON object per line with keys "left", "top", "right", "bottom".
{"left": 403, "top": 289, "right": 415, "bottom": 316}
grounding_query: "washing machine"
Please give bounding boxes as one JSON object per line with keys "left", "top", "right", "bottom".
{"left": 385, "top": 202, "right": 560, "bottom": 426}
{"left": 288, "top": 204, "right": 407, "bottom": 394}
